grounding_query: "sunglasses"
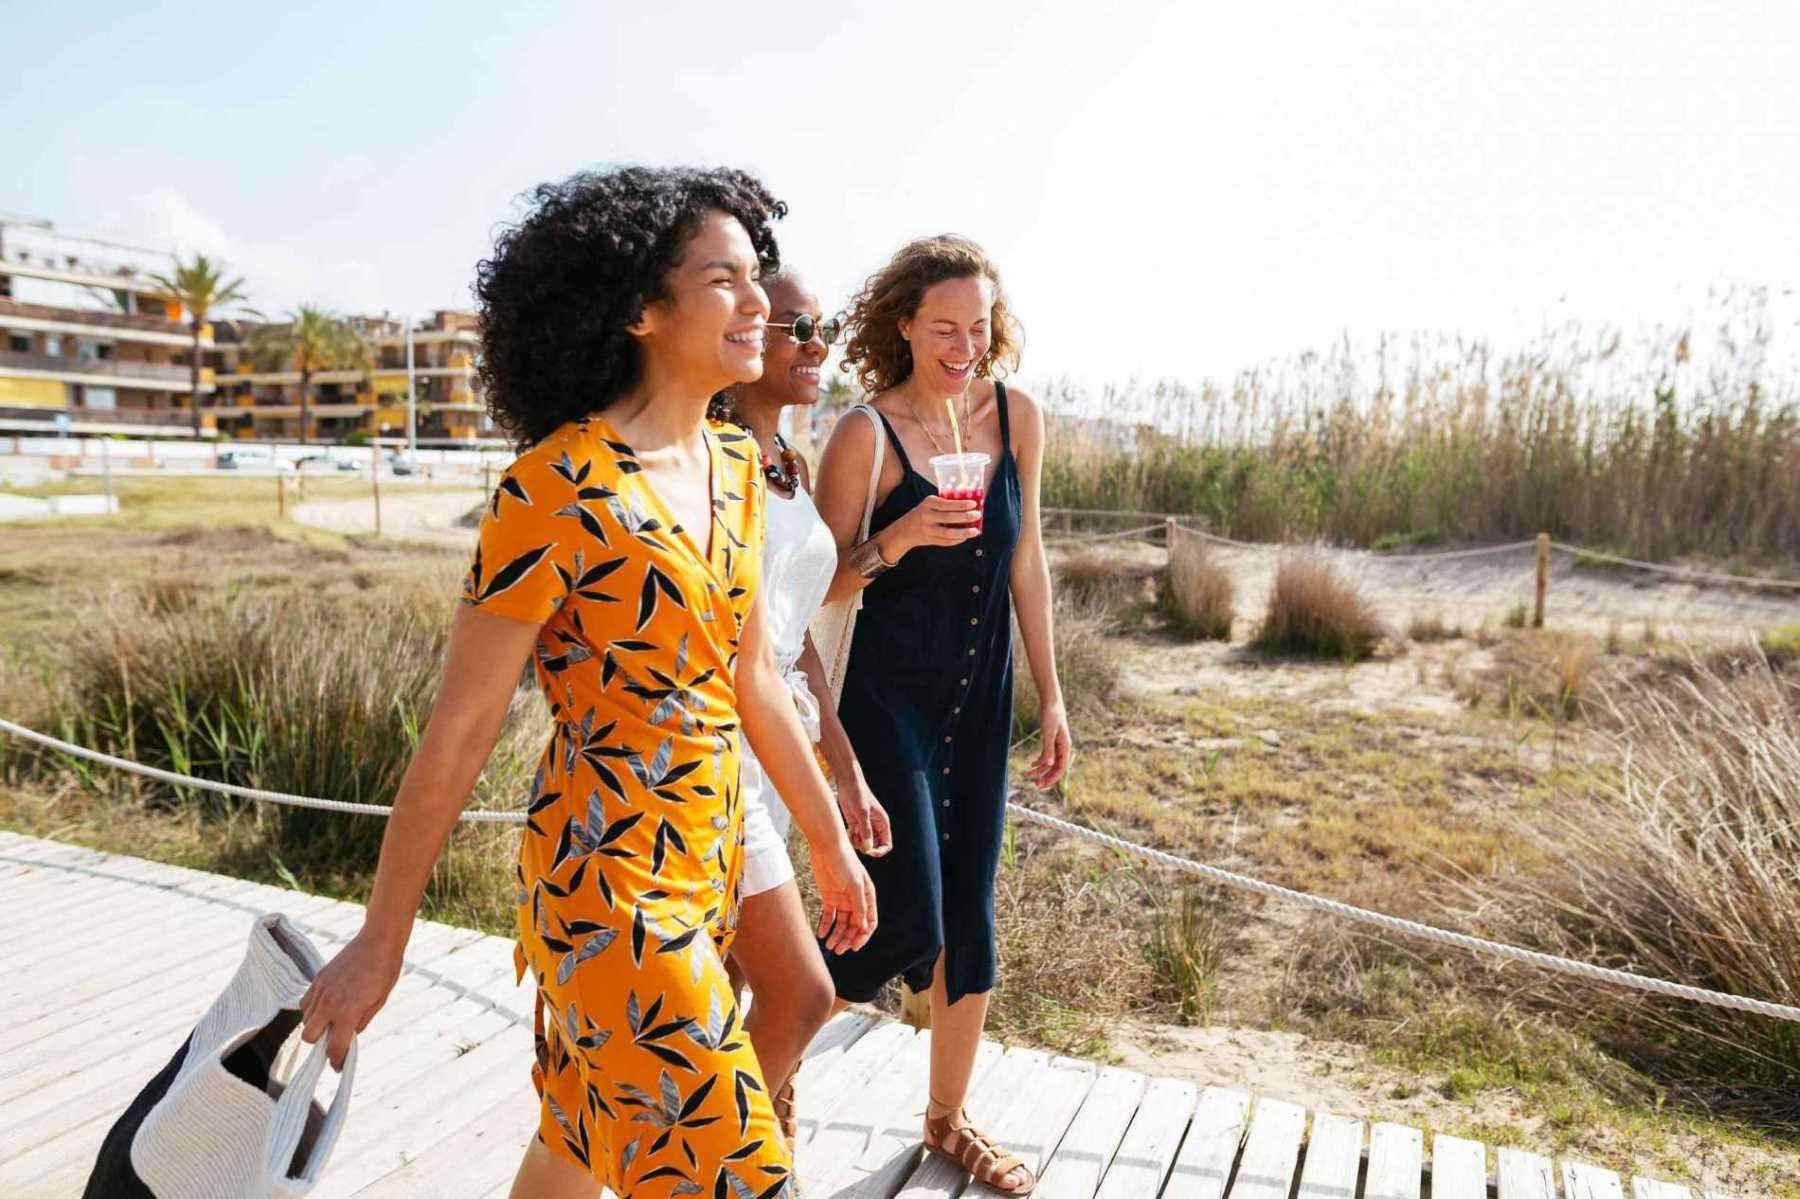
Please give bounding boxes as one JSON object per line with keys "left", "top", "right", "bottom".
{"left": 767, "top": 313, "right": 844, "bottom": 347}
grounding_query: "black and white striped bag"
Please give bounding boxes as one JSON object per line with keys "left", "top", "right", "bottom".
{"left": 83, "top": 913, "right": 357, "bottom": 1198}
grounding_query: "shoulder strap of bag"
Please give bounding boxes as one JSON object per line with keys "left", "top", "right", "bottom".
{"left": 852, "top": 403, "right": 884, "bottom": 544}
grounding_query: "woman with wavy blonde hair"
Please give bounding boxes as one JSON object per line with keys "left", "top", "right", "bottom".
{"left": 810, "top": 234, "right": 1072, "bottom": 1196}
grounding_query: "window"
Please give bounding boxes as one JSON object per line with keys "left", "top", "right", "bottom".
{"left": 83, "top": 387, "right": 118, "bottom": 410}
{"left": 44, "top": 334, "right": 63, "bottom": 356}
{"left": 7, "top": 333, "right": 28, "bottom": 353}
{"left": 97, "top": 343, "right": 115, "bottom": 361}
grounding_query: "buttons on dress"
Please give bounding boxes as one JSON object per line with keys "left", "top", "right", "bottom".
{"left": 969, "top": 617, "right": 979, "bottom": 626}
{"left": 959, "top": 677, "right": 968, "bottom": 686}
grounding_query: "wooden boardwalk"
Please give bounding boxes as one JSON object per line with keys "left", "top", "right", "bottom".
{"left": 0, "top": 832, "right": 1724, "bottom": 1198}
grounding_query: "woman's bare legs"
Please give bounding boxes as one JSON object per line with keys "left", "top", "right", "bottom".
{"left": 508, "top": 1138, "right": 602, "bottom": 1199}
{"left": 923, "top": 952, "right": 1029, "bottom": 1190}
{"left": 731, "top": 878, "right": 838, "bottom": 1107}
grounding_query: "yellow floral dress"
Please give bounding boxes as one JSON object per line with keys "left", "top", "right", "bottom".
{"left": 461, "top": 416, "right": 791, "bottom": 1198}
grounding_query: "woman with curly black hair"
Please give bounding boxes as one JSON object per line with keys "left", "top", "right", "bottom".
{"left": 299, "top": 167, "right": 876, "bottom": 1199}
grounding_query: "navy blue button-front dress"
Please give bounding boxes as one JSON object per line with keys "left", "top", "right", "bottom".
{"left": 825, "top": 382, "right": 1021, "bottom": 1006}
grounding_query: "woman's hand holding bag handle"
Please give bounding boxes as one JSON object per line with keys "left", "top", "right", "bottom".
{"left": 83, "top": 912, "right": 358, "bottom": 1199}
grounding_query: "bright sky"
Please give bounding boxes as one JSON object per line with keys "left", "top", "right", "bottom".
{"left": 5, "top": 0, "right": 1797, "bottom": 397}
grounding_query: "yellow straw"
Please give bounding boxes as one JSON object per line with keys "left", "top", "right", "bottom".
{"left": 945, "top": 396, "right": 963, "bottom": 458}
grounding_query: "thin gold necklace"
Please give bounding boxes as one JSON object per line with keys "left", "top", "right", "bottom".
{"left": 906, "top": 384, "right": 970, "bottom": 457}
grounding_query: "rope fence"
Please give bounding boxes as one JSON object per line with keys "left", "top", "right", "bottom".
{"left": 1038, "top": 507, "right": 1800, "bottom": 590}
{"left": 5, "top": 714, "right": 1796, "bottom": 1026}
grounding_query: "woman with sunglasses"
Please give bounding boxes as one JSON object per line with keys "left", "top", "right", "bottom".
{"left": 810, "top": 234, "right": 1072, "bottom": 1196}
{"left": 708, "top": 270, "right": 894, "bottom": 1146}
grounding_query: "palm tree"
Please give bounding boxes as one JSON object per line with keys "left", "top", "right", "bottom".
{"left": 150, "top": 254, "right": 250, "bottom": 438}
{"left": 252, "top": 307, "right": 369, "bottom": 445}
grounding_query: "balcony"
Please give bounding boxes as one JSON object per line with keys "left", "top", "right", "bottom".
{"left": 0, "top": 350, "right": 208, "bottom": 392}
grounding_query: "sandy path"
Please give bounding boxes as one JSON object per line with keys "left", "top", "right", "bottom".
{"left": 1082, "top": 537, "right": 1798, "bottom": 641}
{"left": 291, "top": 488, "right": 483, "bottom": 549}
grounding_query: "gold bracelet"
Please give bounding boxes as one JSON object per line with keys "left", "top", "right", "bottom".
{"left": 850, "top": 537, "right": 894, "bottom": 578}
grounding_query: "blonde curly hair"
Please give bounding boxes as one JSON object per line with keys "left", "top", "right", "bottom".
{"left": 839, "top": 234, "right": 1022, "bottom": 396}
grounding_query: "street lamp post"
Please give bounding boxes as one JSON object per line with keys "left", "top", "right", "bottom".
{"left": 404, "top": 318, "right": 418, "bottom": 459}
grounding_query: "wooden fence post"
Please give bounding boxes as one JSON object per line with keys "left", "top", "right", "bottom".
{"left": 1165, "top": 516, "right": 1177, "bottom": 552}
{"left": 900, "top": 984, "right": 932, "bottom": 1030}
{"left": 372, "top": 444, "right": 383, "bottom": 537}
{"left": 1534, "top": 532, "right": 1550, "bottom": 628}
{"left": 277, "top": 473, "right": 287, "bottom": 518}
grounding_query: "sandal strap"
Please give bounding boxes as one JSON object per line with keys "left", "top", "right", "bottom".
{"left": 927, "top": 1111, "right": 1033, "bottom": 1188}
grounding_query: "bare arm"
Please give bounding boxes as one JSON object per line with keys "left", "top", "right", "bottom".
{"left": 302, "top": 603, "right": 541, "bottom": 1064}
{"left": 1006, "top": 388, "right": 1073, "bottom": 788}
{"left": 813, "top": 405, "right": 978, "bottom": 604}
{"left": 737, "top": 591, "right": 877, "bottom": 950}
{"left": 796, "top": 630, "right": 892, "bottom": 854}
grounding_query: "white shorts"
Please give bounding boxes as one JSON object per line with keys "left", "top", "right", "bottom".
{"left": 738, "top": 746, "right": 796, "bottom": 898}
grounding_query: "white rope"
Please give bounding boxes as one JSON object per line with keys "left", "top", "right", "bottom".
{"left": 1550, "top": 542, "right": 1800, "bottom": 590}
{"left": 1372, "top": 538, "right": 1541, "bottom": 562}
{"left": 0, "top": 718, "right": 524, "bottom": 825}
{"left": 1043, "top": 522, "right": 1166, "bottom": 547}
{"left": 1003, "top": 800, "right": 1800, "bottom": 1024}
{"left": 6, "top": 715, "right": 1796, "bottom": 1024}
{"left": 1167, "top": 523, "right": 1265, "bottom": 551}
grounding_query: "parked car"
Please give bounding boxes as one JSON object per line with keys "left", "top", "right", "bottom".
{"left": 217, "top": 447, "right": 295, "bottom": 472}
{"left": 295, "top": 448, "right": 364, "bottom": 472}
{"left": 386, "top": 450, "right": 421, "bottom": 476}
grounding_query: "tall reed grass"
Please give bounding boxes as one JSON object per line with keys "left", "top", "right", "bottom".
{"left": 1040, "top": 296, "right": 1800, "bottom": 562}
{"left": 29, "top": 587, "right": 542, "bottom": 874}
{"left": 1465, "top": 651, "right": 1800, "bottom": 1109}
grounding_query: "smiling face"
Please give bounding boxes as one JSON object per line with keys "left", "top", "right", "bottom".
{"left": 898, "top": 274, "right": 994, "bottom": 398}
{"left": 751, "top": 272, "right": 827, "bottom": 408}
{"left": 634, "top": 209, "right": 771, "bottom": 391}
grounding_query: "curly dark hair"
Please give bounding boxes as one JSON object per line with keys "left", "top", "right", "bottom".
{"left": 475, "top": 166, "right": 786, "bottom": 446}
{"left": 839, "top": 234, "right": 1022, "bottom": 397}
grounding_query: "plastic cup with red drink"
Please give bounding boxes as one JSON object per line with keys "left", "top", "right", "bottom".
{"left": 929, "top": 451, "right": 990, "bottom": 535}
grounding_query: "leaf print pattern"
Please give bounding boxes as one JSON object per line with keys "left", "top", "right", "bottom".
{"left": 462, "top": 417, "right": 780, "bottom": 1195}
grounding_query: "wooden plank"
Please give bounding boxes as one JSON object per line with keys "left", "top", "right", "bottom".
{"left": 793, "top": 1019, "right": 917, "bottom": 1147}
{"left": 895, "top": 1048, "right": 1096, "bottom": 1198}
{"left": 1033, "top": 1065, "right": 1147, "bottom": 1199}
{"left": 344, "top": 1081, "right": 539, "bottom": 1198}
{"left": 0, "top": 889, "right": 351, "bottom": 1046}
{"left": 1497, "top": 1147, "right": 1557, "bottom": 1199}
{"left": 802, "top": 1031, "right": 1001, "bottom": 1199}
{"left": 1363, "top": 1123, "right": 1423, "bottom": 1199}
{"left": 1093, "top": 1077, "right": 1196, "bottom": 1199}
{"left": 313, "top": 1026, "right": 538, "bottom": 1196}
{"left": 1563, "top": 1162, "right": 1627, "bottom": 1199}
{"left": 0, "top": 897, "right": 364, "bottom": 1086}
{"left": 1226, "top": 1097, "right": 1306, "bottom": 1199}
{"left": 1297, "top": 1112, "right": 1363, "bottom": 1199}
{"left": 1432, "top": 1135, "right": 1488, "bottom": 1199}
{"left": 1165, "top": 1085, "right": 1250, "bottom": 1199}
{"left": 1630, "top": 1179, "right": 1694, "bottom": 1199}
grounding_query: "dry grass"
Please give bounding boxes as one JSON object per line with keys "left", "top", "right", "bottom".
{"left": 1455, "top": 652, "right": 1800, "bottom": 1116}
{"left": 1160, "top": 535, "right": 1235, "bottom": 640}
{"left": 1013, "top": 590, "right": 1122, "bottom": 737}
{"left": 1461, "top": 630, "right": 1599, "bottom": 721}
{"left": 1407, "top": 611, "right": 1464, "bottom": 643}
{"left": 1051, "top": 548, "right": 1156, "bottom": 626}
{"left": 1249, "top": 555, "right": 1387, "bottom": 661}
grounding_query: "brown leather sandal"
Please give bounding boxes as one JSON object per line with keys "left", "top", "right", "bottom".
{"left": 772, "top": 1076, "right": 798, "bottom": 1147}
{"left": 923, "top": 1106, "right": 1037, "bottom": 1195}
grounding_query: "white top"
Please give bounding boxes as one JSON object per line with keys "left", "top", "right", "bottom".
{"left": 758, "top": 481, "right": 839, "bottom": 740}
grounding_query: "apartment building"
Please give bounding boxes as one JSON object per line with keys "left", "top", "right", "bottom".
{"left": 207, "top": 309, "right": 494, "bottom": 443}
{"left": 0, "top": 220, "right": 213, "bottom": 431}
{"left": 0, "top": 216, "right": 496, "bottom": 444}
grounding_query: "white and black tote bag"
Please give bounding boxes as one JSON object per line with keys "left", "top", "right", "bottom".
{"left": 83, "top": 912, "right": 358, "bottom": 1198}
